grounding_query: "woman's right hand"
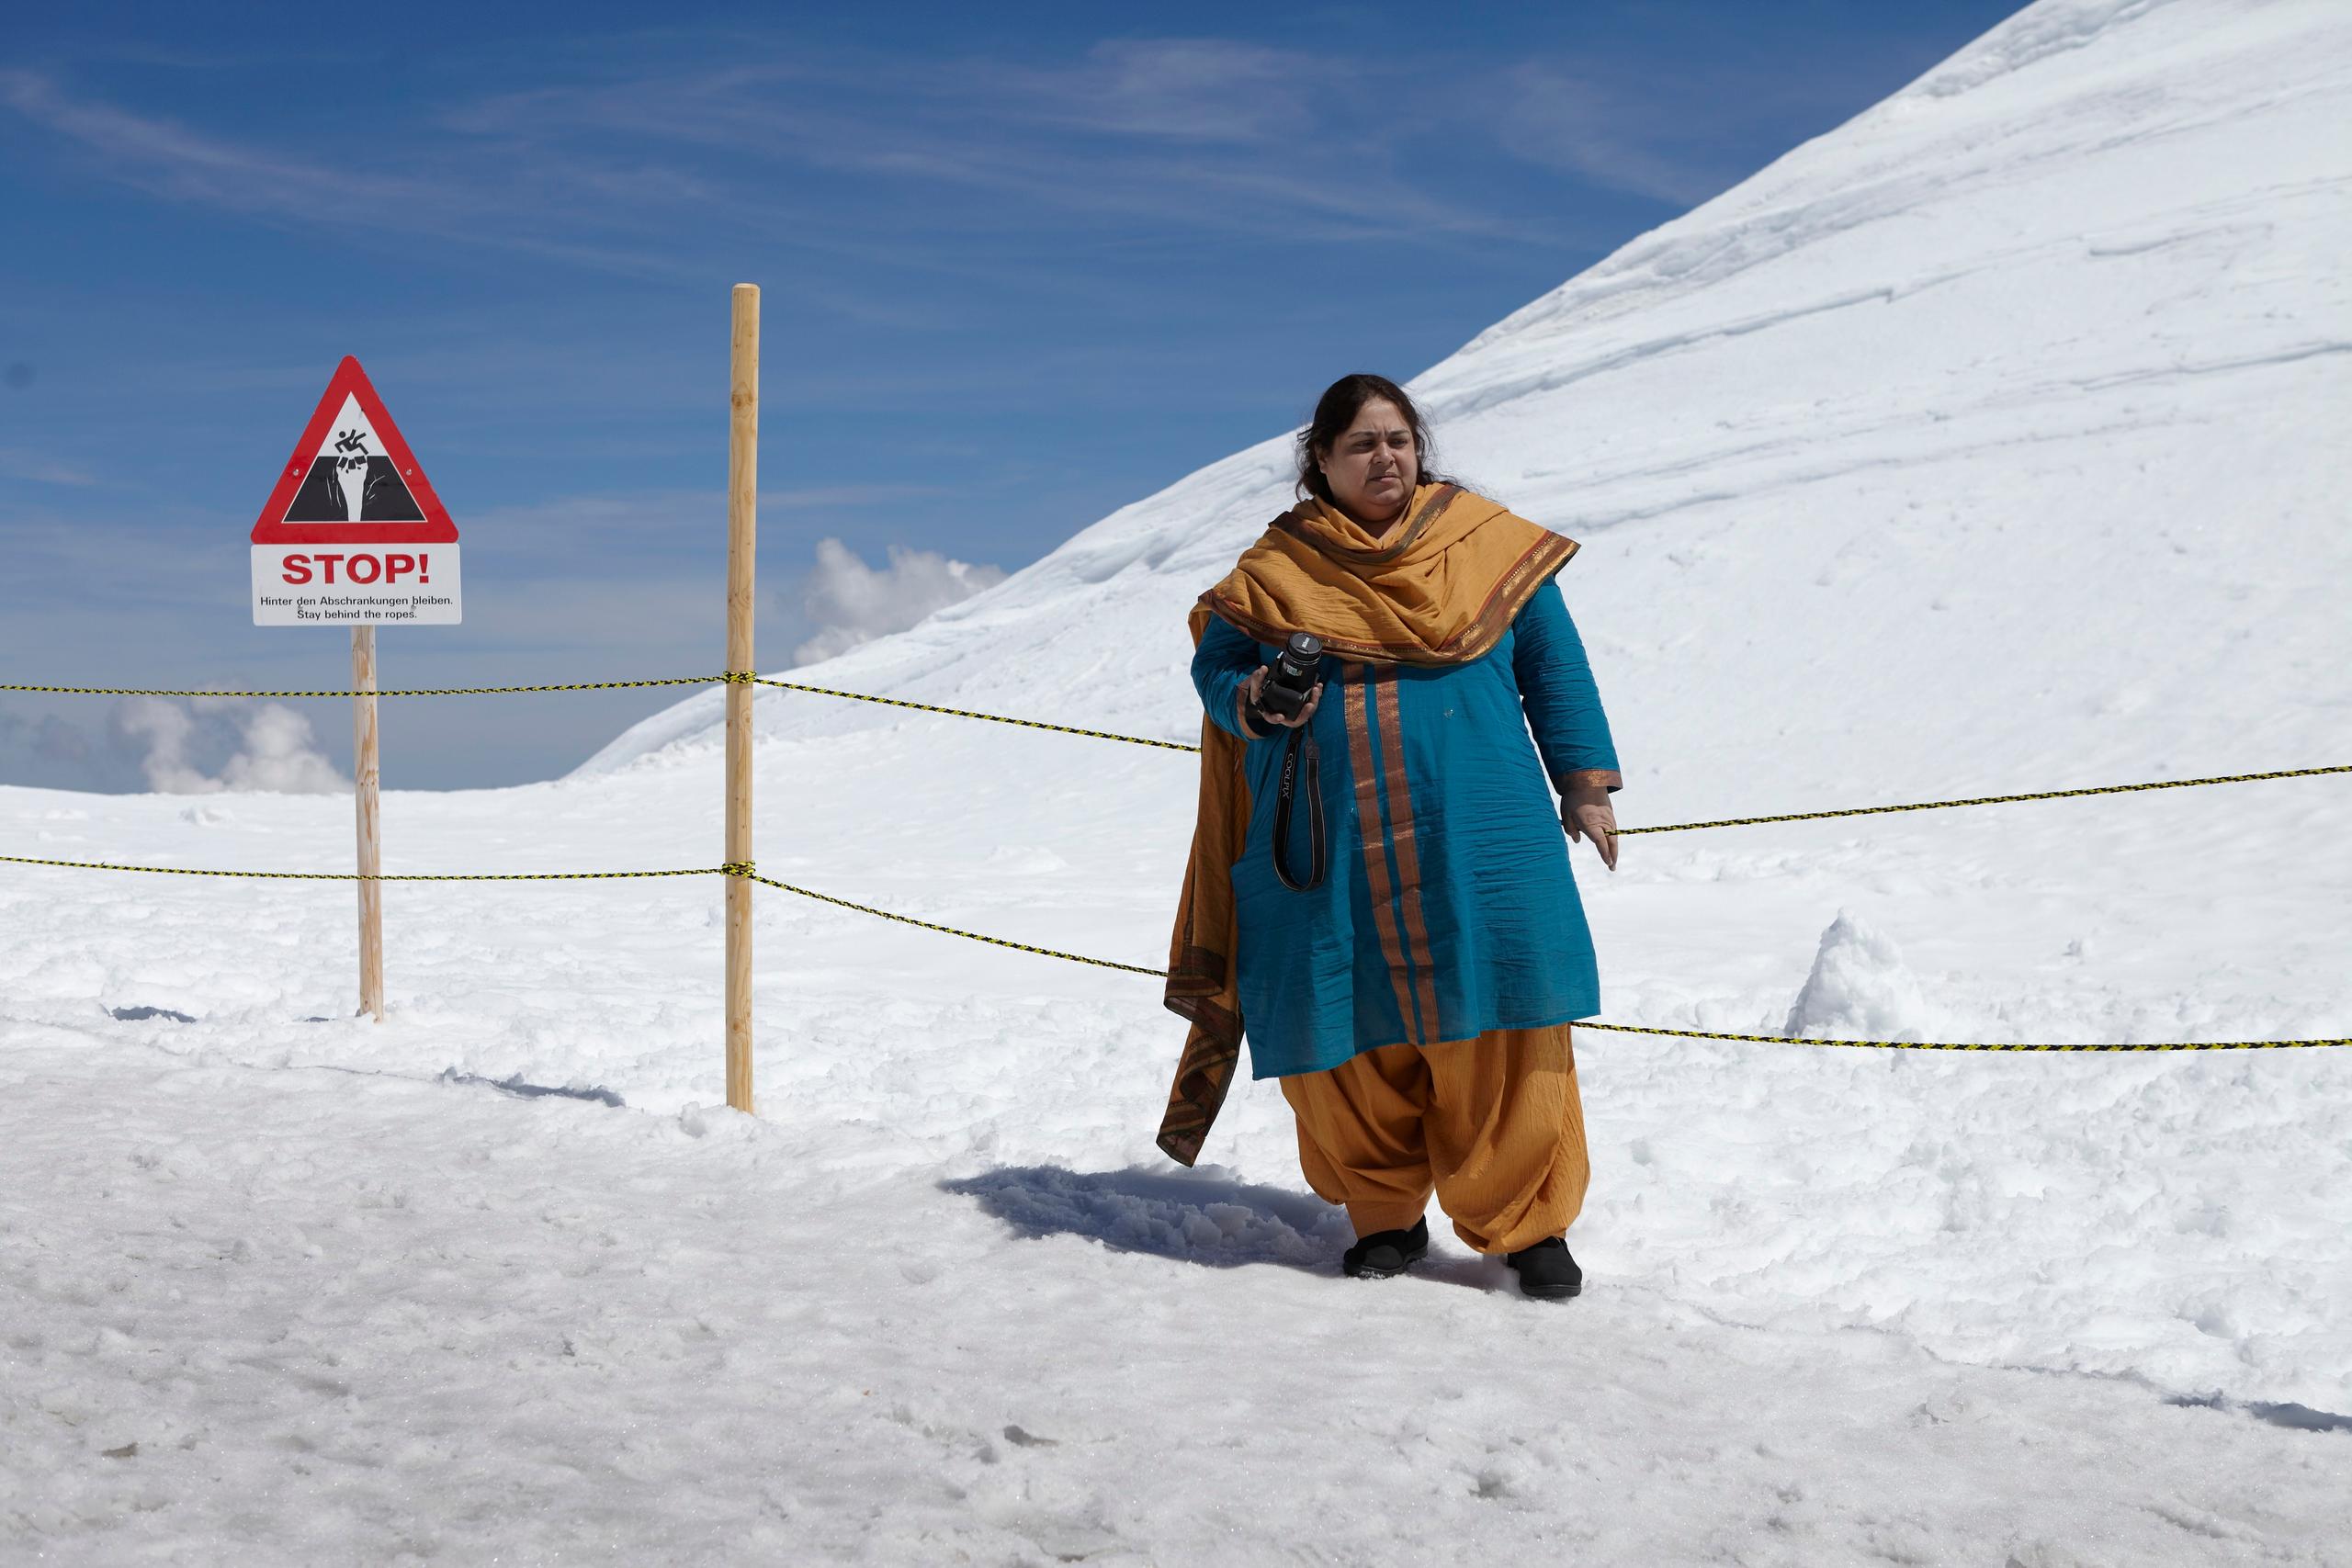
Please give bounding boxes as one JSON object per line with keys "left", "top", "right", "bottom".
{"left": 1561, "top": 779, "right": 1620, "bottom": 872}
{"left": 1238, "top": 666, "right": 1323, "bottom": 738}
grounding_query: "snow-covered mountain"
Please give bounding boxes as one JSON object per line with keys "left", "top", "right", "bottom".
{"left": 6, "top": 2, "right": 2349, "bottom": 1560}
{"left": 584, "top": 0, "right": 2351, "bottom": 822}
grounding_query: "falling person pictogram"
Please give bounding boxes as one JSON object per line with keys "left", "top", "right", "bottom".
{"left": 282, "top": 418, "right": 424, "bottom": 523}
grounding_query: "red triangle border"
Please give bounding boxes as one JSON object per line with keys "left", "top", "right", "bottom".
{"left": 251, "top": 356, "right": 458, "bottom": 545}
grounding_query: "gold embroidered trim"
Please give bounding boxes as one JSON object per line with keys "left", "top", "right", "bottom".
{"left": 1374, "top": 671, "right": 1443, "bottom": 1043}
{"left": 1343, "top": 671, "right": 1418, "bottom": 1032}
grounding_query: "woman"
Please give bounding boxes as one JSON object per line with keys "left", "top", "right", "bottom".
{"left": 1159, "top": 374, "right": 1621, "bottom": 1301}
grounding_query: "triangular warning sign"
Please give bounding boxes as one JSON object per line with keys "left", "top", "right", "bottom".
{"left": 252, "top": 357, "right": 458, "bottom": 545}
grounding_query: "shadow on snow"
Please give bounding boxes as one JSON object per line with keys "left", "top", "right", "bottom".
{"left": 942, "top": 1163, "right": 1511, "bottom": 1291}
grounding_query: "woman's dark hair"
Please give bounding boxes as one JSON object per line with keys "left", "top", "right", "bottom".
{"left": 1295, "top": 373, "right": 1452, "bottom": 504}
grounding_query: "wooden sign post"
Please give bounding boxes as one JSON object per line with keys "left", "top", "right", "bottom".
{"left": 352, "top": 626, "right": 385, "bottom": 1021}
{"left": 250, "top": 356, "right": 460, "bottom": 1025}
{"left": 726, "top": 284, "right": 759, "bottom": 1113}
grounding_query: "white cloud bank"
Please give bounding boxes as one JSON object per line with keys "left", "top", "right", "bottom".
{"left": 117, "top": 697, "right": 347, "bottom": 795}
{"left": 791, "top": 538, "right": 1006, "bottom": 667}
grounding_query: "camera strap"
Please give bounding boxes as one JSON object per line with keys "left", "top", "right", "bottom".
{"left": 1272, "top": 726, "right": 1327, "bottom": 893}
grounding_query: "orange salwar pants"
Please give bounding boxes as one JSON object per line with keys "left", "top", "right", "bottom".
{"left": 1278, "top": 1023, "right": 1589, "bottom": 1256}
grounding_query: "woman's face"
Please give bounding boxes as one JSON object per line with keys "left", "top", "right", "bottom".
{"left": 1318, "top": 398, "right": 1419, "bottom": 525}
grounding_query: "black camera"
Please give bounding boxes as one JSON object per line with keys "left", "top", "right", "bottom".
{"left": 1259, "top": 632, "right": 1329, "bottom": 890}
{"left": 1258, "top": 632, "right": 1325, "bottom": 723}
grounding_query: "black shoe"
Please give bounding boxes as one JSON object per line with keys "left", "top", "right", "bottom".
{"left": 1504, "top": 1236, "right": 1582, "bottom": 1299}
{"left": 1341, "top": 1216, "right": 1430, "bottom": 1280}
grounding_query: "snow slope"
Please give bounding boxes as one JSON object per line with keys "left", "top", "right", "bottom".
{"left": 6, "top": 0, "right": 2351, "bottom": 1562}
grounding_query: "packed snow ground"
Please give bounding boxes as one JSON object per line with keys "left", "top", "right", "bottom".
{"left": 7, "top": 0, "right": 2352, "bottom": 1561}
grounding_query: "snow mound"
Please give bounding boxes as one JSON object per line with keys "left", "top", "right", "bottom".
{"left": 1783, "top": 909, "right": 1938, "bottom": 1041}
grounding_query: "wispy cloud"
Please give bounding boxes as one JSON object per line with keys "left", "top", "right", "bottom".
{"left": 0, "top": 68, "right": 447, "bottom": 229}
{"left": 2, "top": 22, "right": 1872, "bottom": 287}
{"left": 0, "top": 68, "right": 700, "bottom": 279}
{"left": 3, "top": 28, "right": 1666, "bottom": 286}
{"left": 0, "top": 446, "right": 97, "bottom": 486}
{"left": 1487, "top": 63, "right": 1747, "bottom": 207}
{"left": 384, "top": 42, "right": 1540, "bottom": 247}
{"left": 974, "top": 39, "right": 1318, "bottom": 143}
{"left": 8, "top": 511, "right": 229, "bottom": 597}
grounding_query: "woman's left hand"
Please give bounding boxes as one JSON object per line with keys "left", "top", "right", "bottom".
{"left": 1561, "top": 783, "right": 1619, "bottom": 872}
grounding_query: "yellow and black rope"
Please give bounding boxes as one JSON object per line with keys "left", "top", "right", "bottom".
{"left": 6, "top": 855, "right": 2341, "bottom": 1048}
{"left": 22, "top": 671, "right": 2340, "bottom": 818}
{"left": 1572, "top": 1021, "right": 2346, "bottom": 1052}
{"left": 1614, "top": 764, "right": 2352, "bottom": 836}
{"left": 0, "top": 851, "right": 1157, "bottom": 973}
{"left": 5, "top": 671, "right": 1199, "bottom": 750}
{"left": 0, "top": 852, "right": 736, "bottom": 884}
{"left": 733, "top": 866, "right": 1165, "bottom": 976}
{"left": 8, "top": 669, "right": 2349, "bottom": 1045}
{"left": 0, "top": 677, "right": 721, "bottom": 699}
{"left": 722, "top": 877, "right": 2346, "bottom": 1047}
{"left": 732, "top": 673, "right": 1197, "bottom": 752}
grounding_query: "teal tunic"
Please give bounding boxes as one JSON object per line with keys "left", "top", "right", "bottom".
{"left": 1192, "top": 580, "right": 1618, "bottom": 1079}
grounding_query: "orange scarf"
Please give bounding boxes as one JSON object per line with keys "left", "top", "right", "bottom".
{"left": 1157, "top": 484, "right": 1579, "bottom": 1163}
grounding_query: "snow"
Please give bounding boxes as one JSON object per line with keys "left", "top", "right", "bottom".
{"left": 6, "top": 0, "right": 2352, "bottom": 1560}
{"left": 1781, "top": 910, "right": 1941, "bottom": 1040}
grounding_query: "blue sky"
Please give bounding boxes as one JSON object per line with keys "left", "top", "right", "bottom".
{"left": 1, "top": 0, "right": 2023, "bottom": 790}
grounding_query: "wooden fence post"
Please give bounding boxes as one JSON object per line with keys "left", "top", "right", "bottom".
{"left": 726, "top": 284, "right": 759, "bottom": 1112}
{"left": 352, "top": 624, "right": 385, "bottom": 1021}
